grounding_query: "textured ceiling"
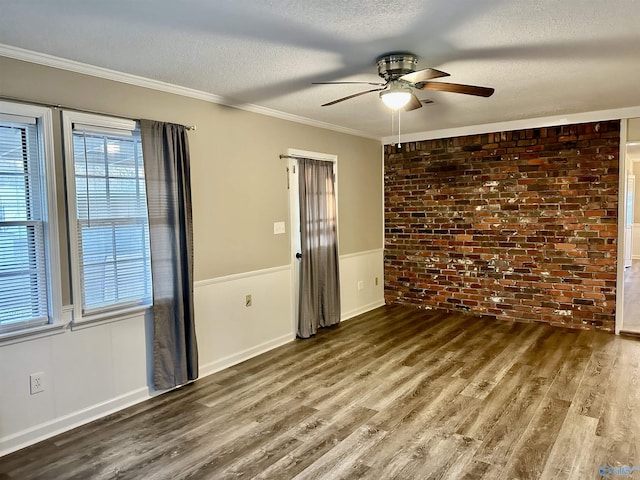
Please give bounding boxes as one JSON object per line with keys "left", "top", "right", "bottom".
{"left": 1, "top": 0, "right": 640, "bottom": 139}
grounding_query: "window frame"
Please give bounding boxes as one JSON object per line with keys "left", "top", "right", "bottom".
{"left": 62, "top": 111, "right": 152, "bottom": 327}
{"left": 0, "top": 101, "right": 63, "bottom": 341}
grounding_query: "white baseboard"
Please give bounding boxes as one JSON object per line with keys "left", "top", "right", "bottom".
{"left": 198, "top": 300, "right": 384, "bottom": 379}
{"left": 341, "top": 300, "right": 385, "bottom": 322}
{"left": 0, "top": 387, "right": 150, "bottom": 457}
{"left": 198, "top": 333, "right": 293, "bottom": 377}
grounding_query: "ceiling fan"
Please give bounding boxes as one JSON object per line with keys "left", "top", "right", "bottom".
{"left": 313, "top": 52, "right": 494, "bottom": 111}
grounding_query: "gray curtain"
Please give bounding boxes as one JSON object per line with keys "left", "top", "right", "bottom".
{"left": 140, "top": 120, "right": 198, "bottom": 390}
{"left": 297, "top": 158, "right": 341, "bottom": 338}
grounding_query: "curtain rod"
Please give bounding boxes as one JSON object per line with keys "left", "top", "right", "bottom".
{"left": 279, "top": 154, "right": 332, "bottom": 162}
{"left": 0, "top": 95, "right": 196, "bottom": 131}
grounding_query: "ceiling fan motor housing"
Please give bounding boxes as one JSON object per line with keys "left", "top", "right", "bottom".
{"left": 376, "top": 53, "right": 418, "bottom": 81}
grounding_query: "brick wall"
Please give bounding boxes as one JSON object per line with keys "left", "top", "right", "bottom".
{"left": 384, "top": 120, "right": 620, "bottom": 332}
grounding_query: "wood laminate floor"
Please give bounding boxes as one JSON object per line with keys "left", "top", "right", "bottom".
{"left": 2, "top": 305, "right": 640, "bottom": 480}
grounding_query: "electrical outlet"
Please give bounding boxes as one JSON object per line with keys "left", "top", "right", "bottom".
{"left": 30, "top": 372, "right": 44, "bottom": 395}
{"left": 357, "top": 280, "right": 365, "bottom": 291}
{"left": 245, "top": 294, "right": 252, "bottom": 307}
{"left": 375, "top": 277, "right": 379, "bottom": 286}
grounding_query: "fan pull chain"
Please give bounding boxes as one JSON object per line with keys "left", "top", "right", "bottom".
{"left": 397, "top": 109, "right": 401, "bottom": 148}
{"left": 391, "top": 109, "right": 395, "bottom": 146}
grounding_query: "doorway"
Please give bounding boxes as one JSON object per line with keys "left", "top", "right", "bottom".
{"left": 287, "top": 148, "right": 338, "bottom": 337}
{"left": 619, "top": 119, "right": 640, "bottom": 334}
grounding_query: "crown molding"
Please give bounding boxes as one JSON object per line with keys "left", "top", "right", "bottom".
{"left": 383, "top": 106, "right": 640, "bottom": 144}
{"left": 10, "top": 42, "right": 636, "bottom": 145}
{"left": 0, "top": 43, "right": 378, "bottom": 140}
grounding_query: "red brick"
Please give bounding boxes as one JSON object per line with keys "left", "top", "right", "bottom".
{"left": 384, "top": 119, "right": 619, "bottom": 333}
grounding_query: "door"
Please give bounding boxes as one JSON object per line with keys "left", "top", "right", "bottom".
{"left": 622, "top": 139, "right": 640, "bottom": 333}
{"left": 287, "top": 148, "right": 338, "bottom": 336}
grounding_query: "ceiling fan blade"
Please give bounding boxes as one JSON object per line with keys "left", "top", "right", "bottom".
{"left": 418, "top": 81, "right": 495, "bottom": 97}
{"left": 312, "top": 81, "right": 386, "bottom": 86}
{"left": 321, "top": 88, "right": 386, "bottom": 106}
{"left": 403, "top": 93, "right": 423, "bottom": 111}
{"left": 399, "top": 68, "right": 450, "bottom": 84}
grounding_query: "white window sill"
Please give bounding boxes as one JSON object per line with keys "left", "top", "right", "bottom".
{"left": 0, "top": 321, "right": 69, "bottom": 346}
{"left": 0, "top": 305, "right": 150, "bottom": 345}
{"left": 71, "top": 305, "right": 151, "bottom": 331}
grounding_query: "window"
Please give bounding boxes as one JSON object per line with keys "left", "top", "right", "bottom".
{"left": 64, "top": 112, "right": 152, "bottom": 323}
{"left": 0, "top": 102, "right": 61, "bottom": 335}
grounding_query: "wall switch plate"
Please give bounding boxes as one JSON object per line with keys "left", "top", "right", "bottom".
{"left": 273, "top": 222, "right": 286, "bottom": 235}
{"left": 30, "top": 372, "right": 44, "bottom": 395}
{"left": 245, "top": 294, "right": 252, "bottom": 307}
{"left": 375, "top": 277, "right": 379, "bottom": 286}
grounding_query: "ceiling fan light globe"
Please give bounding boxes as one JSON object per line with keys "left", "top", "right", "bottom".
{"left": 380, "top": 89, "right": 412, "bottom": 109}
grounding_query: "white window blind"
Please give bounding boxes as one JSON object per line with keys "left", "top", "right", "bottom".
{"left": 69, "top": 120, "right": 152, "bottom": 317}
{"left": 0, "top": 117, "right": 49, "bottom": 332}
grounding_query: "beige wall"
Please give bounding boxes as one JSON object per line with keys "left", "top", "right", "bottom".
{"left": 629, "top": 118, "right": 640, "bottom": 141}
{"left": 0, "top": 56, "right": 382, "bottom": 303}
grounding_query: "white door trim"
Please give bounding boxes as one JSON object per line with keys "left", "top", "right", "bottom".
{"left": 616, "top": 120, "right": 629, "bottom": 335}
